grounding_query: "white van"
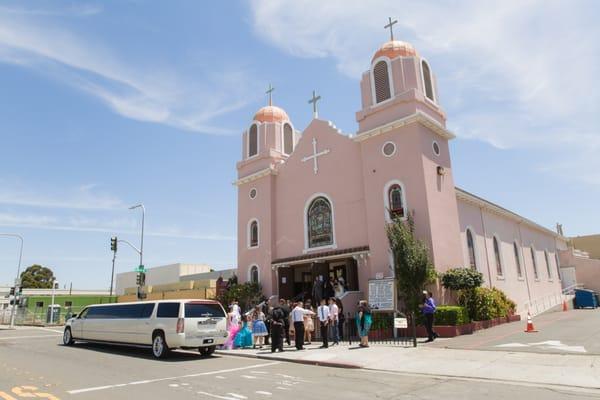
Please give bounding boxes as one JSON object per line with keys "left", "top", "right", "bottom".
{"left": 63, "top": 299, "right": 228, "bottom": 358}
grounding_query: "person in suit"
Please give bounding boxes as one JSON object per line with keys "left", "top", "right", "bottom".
{"left": 317, "top": 298, "right": 330, "bottom": 348}
{"left": 279, "top": 298, "right": 291, "bottom": 346}
{"left": 269, "top": 306, "right": 285, "bottom": 353}
{"left": 324, "top": 277, "right": 335, "bottom": 300}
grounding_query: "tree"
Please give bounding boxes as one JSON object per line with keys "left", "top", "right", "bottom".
{"left": 387, "top": 216, "right": 437, "bottom": 315}
{"left": 20, "top": 265, "right": 55, "bottom": 289}
{"left": 217, "top": 281, "right": 263, "bottom": 313}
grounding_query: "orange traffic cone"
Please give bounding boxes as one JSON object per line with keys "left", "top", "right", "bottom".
{"left": 563, "top": 299, "right": 568, "bottom": 312}
{"left": 524, "top": 312, "right": 538, "bottom": 333}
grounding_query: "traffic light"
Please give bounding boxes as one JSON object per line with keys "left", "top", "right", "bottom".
{"left": 9, "top": 287, "right": 15, "bottom": 296}
{"left": 110, "top": 236, "right": 118, "bottom": 252}
{"left": 136, "top": 272, "right": 146, "bottom": 286}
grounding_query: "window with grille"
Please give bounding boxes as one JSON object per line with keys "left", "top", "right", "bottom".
{"left": 373, "top": 61, "right": 391, "bottom": 103}
{"left": 248, "top": 124, "right": 258, "bottom": 157}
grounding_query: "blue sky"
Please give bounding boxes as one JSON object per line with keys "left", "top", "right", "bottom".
{"left": 0, "top": 1, "right": 598, "bottom": 289}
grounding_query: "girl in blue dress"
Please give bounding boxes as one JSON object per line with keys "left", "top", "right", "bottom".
{"left": 251, "top": 306, "right": 268, "bottom": 349}
{"left": 234, "top": 314, "right": 253, "bottom": 349}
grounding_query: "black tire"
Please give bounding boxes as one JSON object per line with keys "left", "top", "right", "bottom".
{"left": 63, "top": 327, "right": 75, "bottom": 346}
{"left": 152, "top": 332, "right": 170, "bottom": 359}
{"left": 199, "top": 345, "right": 216, "bottom": 357}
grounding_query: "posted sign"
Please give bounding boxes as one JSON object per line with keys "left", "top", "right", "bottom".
{"left": 394, "top": 317, "right": 408, "bottom": 329}
{"left": 368, "top": 278, "right": 395, "bottom": 311}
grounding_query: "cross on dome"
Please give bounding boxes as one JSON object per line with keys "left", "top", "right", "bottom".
{"left": 384, "top": 17, "right": 398, "bottom": 41}
{"left": 308, "top": 90, "right": 321, "bottom": 119}
{"left": 266, "top": 83, "right": 274, "bottom": 106}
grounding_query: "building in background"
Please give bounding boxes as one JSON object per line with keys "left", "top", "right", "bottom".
{"left": 571, "top": 234, "right": 600, "bottom": 260}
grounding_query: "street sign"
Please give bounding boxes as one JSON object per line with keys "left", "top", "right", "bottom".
{"left": 394, "top": 317, "right": 408, "bottom": 329}
{"left": 134, "top": 265, "right": 146, "bottom": 273}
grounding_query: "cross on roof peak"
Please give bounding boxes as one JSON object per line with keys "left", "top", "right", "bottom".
{"left": 266, "top": 83, "right": 275, "bottom": 106}
{"left": 384, "top": 17, "right": 398, "bottom": 42}
{"left": 308, "top": 90, "right": 321, "bottom": 119}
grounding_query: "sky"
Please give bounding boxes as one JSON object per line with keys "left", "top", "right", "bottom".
{"left": 0, "top": 0, "right": 598, "bottom": 289}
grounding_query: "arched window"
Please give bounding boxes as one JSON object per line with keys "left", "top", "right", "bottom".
{"left": 544, "top": 250, "right": 552, "bottom": 279}
{"left": 513, "top": 242, "right": 523, "bottom": 278}
{"left": 283, "top": 123, "right": 294, "bottom": 155}
{"left": 421, "top": 60, "right": 435, "bottom": 102}
{"left": 248, "top": 124, "right": 258, "bottom": 157}
{"left": 388, "top": 184, "right": 405, "bottom": 219}
{"left": 307, "top": 196, "right": 333, "bottom": 248}
{"left": 249, "top": 265, "right": 259, "bottom": 284}
{"left": 531, "top": 247, "right": 539, "bottom": 280}
{"left": 466, "top": 229, "right": 477, "bottom": 270}
{"left": 373, "top": 60, "right": 391, "bottom": 103}
{"left": 493, "top": 237, "right": 503, "bottom": 277}
{"left": 249, "top": 220, "right": 258, "bottom": 248}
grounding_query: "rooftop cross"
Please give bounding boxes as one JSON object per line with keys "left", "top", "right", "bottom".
{"left": 308, "top": 90, "right": 321, "bottom": 119}
{"left": 384, "top": 17, "right": 398, "bottom": 41}
{"left": 266, "top": 83, "right": 275, "bottom": 106}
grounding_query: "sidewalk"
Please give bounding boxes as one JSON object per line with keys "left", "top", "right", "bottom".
{"left": 217, "top": 341, "right": 600, "bottom": 390}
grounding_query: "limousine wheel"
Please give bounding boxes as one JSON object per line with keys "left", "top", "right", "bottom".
{"left": 63, "top": 328, "right": 74, "bottom": 346}
{"left": 152, "top": 332, "right": 169, "bottom": 359}
{"left": 199, "top": 345, "right": 215, "bottom": 357}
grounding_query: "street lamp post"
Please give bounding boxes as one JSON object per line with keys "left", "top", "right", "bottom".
{"left": 0, "top": 233, "right": 24, "bottom": 329}
{"left": 50, "top": 281, "right": 58, "bottom": 325}
{"left": 128, "top": 204, "right": 145, "bottom": 268}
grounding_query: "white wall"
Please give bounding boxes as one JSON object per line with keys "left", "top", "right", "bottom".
{"left": 114, "top": 263, "right": 212, "bottom": 295}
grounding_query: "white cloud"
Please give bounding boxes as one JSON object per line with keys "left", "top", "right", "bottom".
{"left": 0, "top": 8, "right": 257, "bottom": 135}
{"left": 249, "top": 0, "right": 600, "bottom": 184}
{"left": 0, "top": 181, "right": 124, "bottom": 210}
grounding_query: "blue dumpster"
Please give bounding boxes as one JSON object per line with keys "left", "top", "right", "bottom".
{"left": 574, "top": 289, "right": 598, "bottom": 309}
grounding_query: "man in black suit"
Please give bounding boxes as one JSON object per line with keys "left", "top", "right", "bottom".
{"left": 279, "top": 298, "right": 291, "bottom": 346}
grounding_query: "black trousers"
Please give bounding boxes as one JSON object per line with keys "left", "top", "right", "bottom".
{"left": 264, "top": 320, "right": 270, "bottom": 345}
{"left": 320, "top": 321, "right": 328, "bottom": 347}
{"left": 294, "top": 321, "right": 305, "bottom": 349}
{"left": 425, "top": 313, "right": 435, "bottom": 340}
{"left": 270, "top": 322, "right": 283, "bottom": 352}
{"left": 284, "top": 320, "right": 290, "bottom": 345}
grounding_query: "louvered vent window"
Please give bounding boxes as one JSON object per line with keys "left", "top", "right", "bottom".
{"left": 248, "top": 124, "right": 258, "bottom": 157}
{"left": 373, "top": 61, "right": 391, "bottom": 103}
{"left": 422, "top": 60, "right": 435, "bottom": 102}
{"left": 283, "top": 123, "right": 294, "bottom": 154}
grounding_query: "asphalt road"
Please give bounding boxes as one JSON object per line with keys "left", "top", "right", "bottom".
{"left": 430, "top": 308, "right": 600, "bottom": 355}
{"left": 0, "top": 327, "right": 599, "bottom": 400}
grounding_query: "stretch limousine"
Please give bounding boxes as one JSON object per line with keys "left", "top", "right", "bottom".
{"left": 63, "top": 299, "right": 228, "bottom": 358}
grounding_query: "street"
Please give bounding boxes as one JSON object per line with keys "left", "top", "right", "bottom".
{"left": 0, "top": 327, "right": 599, "bottom": 400}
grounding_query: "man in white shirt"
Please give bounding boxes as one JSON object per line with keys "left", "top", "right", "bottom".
{"left": 291, "top": 302, "right": 314, "bottom": 350}
{"left": 317, "top": 299, "right": 330, "bottom": 348}
{"left": 328, "top": 298, "right": 339, "bottom": 345}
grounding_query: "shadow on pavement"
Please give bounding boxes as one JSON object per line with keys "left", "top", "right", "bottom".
{"left": 58, "top": 342, "right": 223, "bottom": 362}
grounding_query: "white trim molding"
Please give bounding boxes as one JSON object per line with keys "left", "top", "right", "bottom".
{"left": 303, "top": 192, "right": 337, "bottom": 253}
{"left": 382, "top": 141, "right": 397, "bottom": 157}
{"left": 354, "top": 111, "right": 455, "bottom": 143}
{"left": 233, "top": 167, "right": 277, "bottom": 186}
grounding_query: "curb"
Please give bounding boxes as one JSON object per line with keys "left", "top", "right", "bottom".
{"left": 215, "top": 350, "right": 361, "bottom": 369}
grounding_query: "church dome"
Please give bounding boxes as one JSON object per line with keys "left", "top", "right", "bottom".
{"left": 253, "top": 105, "right": 290, "bottom": 123}
{"left": 372, "top": 40, "right": 418, "bottom": 62}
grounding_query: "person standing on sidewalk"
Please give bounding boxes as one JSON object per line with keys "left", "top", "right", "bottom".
{"left": 355, "top": 300, "right": 372, "bottom": 348}
{"left": 270, "top": 306, "right": 285, "bottom": 353}
{"left": 279, "top": 298, "right": 291, "bottom": 346}
{"left": 317, "top": 298, "right": 330, "bottom": 348}
{"left": 328, "top": 297, "right": 340, "bottom": 345}
{"left": 291, "top": 302, "right": 314, "bottom": 350}
{"left": 421, "top": 291, "right": 438, "bottom": 342}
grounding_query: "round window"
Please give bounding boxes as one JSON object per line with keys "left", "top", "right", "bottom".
{"left": 432, "top": 141, "right": 440, "bottom": 156}
{"left": 382, "top": 141, "right": 396, "bottom": 157}
{"left": 249, "top": 188, "right": 257, "bottom": 199}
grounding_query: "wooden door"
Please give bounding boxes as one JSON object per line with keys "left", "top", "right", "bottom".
{"left": 278, "top": 267, "right": 295, "bottom": 301}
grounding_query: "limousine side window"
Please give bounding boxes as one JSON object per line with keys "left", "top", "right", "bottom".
{"left": 85, "top": 304, "right": 155, "bottom": 319}
{"left": 157, "top": 303, "right": 180, "bottom": 318}
{"left": 185, "top": 303, "right": 225, "bottom": 318}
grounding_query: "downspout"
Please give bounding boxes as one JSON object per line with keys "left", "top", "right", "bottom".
{"left": 517, "top": 221, "right": 533, "bottom": 305}
{"left": 479, "top": 206, "right": 493, "bottom": 288}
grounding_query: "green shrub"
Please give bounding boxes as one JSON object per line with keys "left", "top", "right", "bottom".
{"left": 461, "top": 287, "right": 516, "bottom": 321}
{"left": 417, "top": 305, "right": 470, "bottom": 326}
{"left": 441, "top": 268, "right": 484, "bottom": 291}
{"left": 370, "top": 313, "right": 394, "bottom": 330}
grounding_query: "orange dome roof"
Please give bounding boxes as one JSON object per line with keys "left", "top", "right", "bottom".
{"left": 253, "top": 105, "right": 290, "bottom": 123}
{"left": 372, "top": 40, "right": 418, "bottom": 62}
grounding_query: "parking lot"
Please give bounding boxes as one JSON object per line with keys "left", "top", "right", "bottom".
{"left": 1, "top": 325, "right": 599, "bottom": 400}
{"left": 430, "top": 309, "right": 600, "bottom": 355}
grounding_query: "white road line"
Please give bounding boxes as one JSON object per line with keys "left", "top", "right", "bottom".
{"left": 38, "top": 327, "right": 64, "bottom": 333}
{"left": 67, "top": 361, "right": 280, "bottom": 395}
{"left": 227, "top": 393, "right": 247, "bottom": 399}
{"left": 0, "top": 334, "right": 60, "bottom": 340}
{"left": 276, "top": 387, "right": 290, "bottom": 391}
{"left": 240, "top": 375, "right": 256, "bottom": 379}
{"left": 256, "top": 391, "right": 272, "bottom": 396}
{"left": 197, "top": 392, "right": 238, "bottom": 400}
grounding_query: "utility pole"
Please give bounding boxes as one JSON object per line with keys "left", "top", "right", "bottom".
{"left": 50, "top": 281, "right": 58, "bottom": 324}
{"left": 109, "top": 237, "right": 118, "bottom": 298}
{"left": 128, "top": 204, "right": 146, "bottom": 300}
{"left": 0, "top": 233, "right": 23, "bottom": 329}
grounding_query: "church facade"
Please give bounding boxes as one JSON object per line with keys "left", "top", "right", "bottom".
{"left": 235, "top": 36, "right": 567, "bottom": 316}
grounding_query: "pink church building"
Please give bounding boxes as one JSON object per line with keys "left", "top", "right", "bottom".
{"left": 235, "top": 35, "right": 567, "bottom": 316}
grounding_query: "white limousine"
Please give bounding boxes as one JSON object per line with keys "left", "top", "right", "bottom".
{"left": 63, "top": 299, "right": 228, "bottom": 358}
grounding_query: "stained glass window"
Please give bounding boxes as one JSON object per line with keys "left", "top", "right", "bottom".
{"left": 307, "top": 197, "right": 333, "bottom": 248}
